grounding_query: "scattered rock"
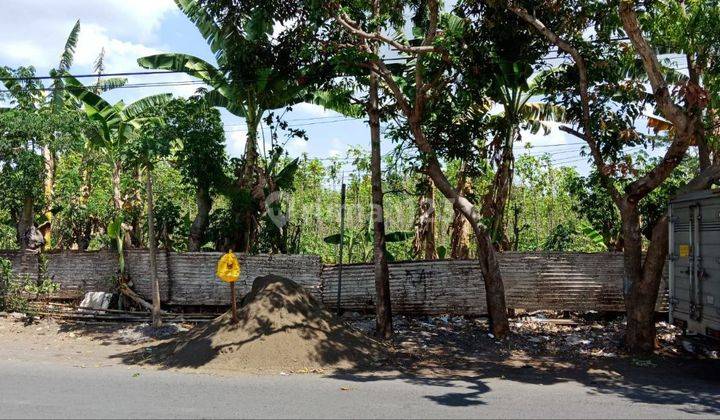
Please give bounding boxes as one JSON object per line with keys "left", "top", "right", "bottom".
{"left": 681, "top": 339, "right": 695, "bottom": 354}
{"left": 79, "top": 292, "right": 113, "bottom": 313}
{"left": 9, "top": 312, "right": 26, "bottom": 320}
{"left": 116, "top": 323, "right": 188, "bottom": 344}
{"left": 566, "top": 335, "right": 592, "bottom": 346}
{"left": 341, "top": 311, "right": 362, "bottom": 320}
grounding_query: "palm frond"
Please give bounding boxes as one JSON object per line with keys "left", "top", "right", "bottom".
{"left": 520, "top": 102, "right": 568, "bottom": 135}
{"left": 312, "top": 89, "right": 364, "bottom": 119}
{"left": 203, "top": 89, "right": 245, "bottom": 117}
{"left": 174, "top": 0, "right": 228, "bottom": 66}
{"left": 137, "top": 53, "right": 231, "bottom": 98}
{"left": 122, "top": 93, "right": 172, "bottom": 120}
{"left": 58, "top": 20, "right": 81, "bottom": 72}
{"left": 96, "top": 77, "right": 128, "bottom": 92}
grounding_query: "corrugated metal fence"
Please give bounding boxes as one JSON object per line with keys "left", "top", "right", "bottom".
{"left": 0, "top": 250, "right": 667, "bottom": 314}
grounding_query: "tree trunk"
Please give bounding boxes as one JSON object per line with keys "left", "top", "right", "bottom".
{"left": 624, "top": 215, "right": 667, "bottom": 354}
{"left": 511, "top": 204, "right": 524, "bottom": 251}
{"left": 450, "top": 162, "right": 472, "bottom": 259}
{"left": 482, "top": 134, "right": 514, "bottom": 248}
{"left": 622, "top": 163, "right": 720, "bottom": 354}
{"left": 236, "top": 107, "right": 261, "bottom": 253}
{"left": 42, "top": 146, "right": 56, "bottom": 249}
{"left": 188, "top": 186, "right": 212, "bottom": 252}
{"left": 409, "top": 123, "right": 509, "bottom": 337}
{"left": 78, "top": 160, "right": 93, "bottom": 251}
{"left": 686, "top": 53, "right": 711, "bottom": 172}
{"left": 129, "top": 168, "right": 143, "bottom": 248}
{"left": 146, "top": 168, "right": 162, "bottom": 328}
{"left": 111, "top": 160, "right": 123, "bottom": 212}
{"left": 413, "top": 176, "right": 438, "bottom": 260}
{"left": 17, "top": 196, "right": 34, "bottom": 249}
{"left": 111, "top": 160, "right": 132, "bottom": 249}
{"left": 369, "top": 68, "right": 393, "bottom": 339}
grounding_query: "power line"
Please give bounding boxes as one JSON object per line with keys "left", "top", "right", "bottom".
{"left": 223, "top": 114, "right": 361, "bottom": 128}
{"left": 0, "top": 70, "right": 194, "bottom": 82}
{"left": 518, "top": 141, "right": 587, "bottom": 149}
{"left": 0, "top": 79, "right": 208, "bottom": 94}
{"left": 224, "top": 117, "right": 356, "bottom": 132}
{"left": 0, "top": 55, "right": 412, "bottom": 82}
{"left": 549, "top": 145, "right": 647, "bottom": 166}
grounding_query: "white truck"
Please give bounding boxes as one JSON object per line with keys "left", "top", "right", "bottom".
{"left": 668, "top": 189, "right": 720, "bottom": 339}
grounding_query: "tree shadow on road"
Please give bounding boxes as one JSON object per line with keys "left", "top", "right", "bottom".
{"left": 328, "top": 352, "right": 720, "bottom": 414}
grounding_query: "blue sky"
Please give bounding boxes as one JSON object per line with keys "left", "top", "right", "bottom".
{"left": 0, "top": 1, "right": 614, "bottom": 175}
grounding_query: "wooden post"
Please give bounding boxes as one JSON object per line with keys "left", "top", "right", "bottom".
{"left": 336, "top": 180, "right": 346, "bottom": 317}
{"left": 146, "top": 167, "right": 162, "bottom": 328}
{"left": 230, "top": 281, "right": 238, "bottom": 324}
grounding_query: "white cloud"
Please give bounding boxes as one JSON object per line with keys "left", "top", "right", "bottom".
{"left": 514, "top": 122, "right": 571, "bottom": 149}
{"left": 286, "top": 137, "right": 308, "bottom": 156}
{"left": 0, "top": 1, "right": 205, "bottom": 102}
{"left": 227, "top": 130, "right": 247, "bottom": 158}
{"left": 0, "top": 0, "right": 176, "bottom": 70}
{"left": 292, "top": 102, "right": 341, "bottom": 118}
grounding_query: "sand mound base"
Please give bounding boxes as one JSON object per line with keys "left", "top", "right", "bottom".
{"left": 161, "top": 275, "right": 384, "bottom": 373}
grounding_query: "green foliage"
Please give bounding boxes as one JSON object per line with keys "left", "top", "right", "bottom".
{"left": 0, "top": 257, "right": 59, "bottom": 313}
{"left": 107, "top": 215, "right": 126, "bottom": 274}
{"left": 0, "top": 258, "right": 13, "bottom": 311}
{"left": 159, "top": 98, "right": 227, "bottom": 190}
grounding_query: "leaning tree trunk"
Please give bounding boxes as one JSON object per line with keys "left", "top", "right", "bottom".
{"left": 409, "top": 123, "right": 509, "bottom": 337}
{"left": 145, "top": 167, "right": 162, "bottom": 328}
{"left": 450, "top": 162, "right": 472, "bottom": 259}
{"left": 129, "top": 168, "right": 144, "bottom": 248}
{"left": 188, "top": 186, "right": 212, "bottom": 252}
{"left": 369, "top": 67, "right": 393, "bottom": 339}
{"left": 413, "top": 176, "right": 438, "bottom": 260}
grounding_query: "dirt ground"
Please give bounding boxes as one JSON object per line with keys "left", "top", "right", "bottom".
{"left": 1, "top": 310, "right": 718, "bottom": 378}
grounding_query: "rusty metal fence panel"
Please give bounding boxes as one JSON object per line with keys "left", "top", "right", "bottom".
{"left": 0, "top": 250, "right": 666, "bottom": 314}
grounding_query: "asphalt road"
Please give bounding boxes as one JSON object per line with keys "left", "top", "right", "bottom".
{"left": 0, "top": 360, "right": 718, "bottom": 419}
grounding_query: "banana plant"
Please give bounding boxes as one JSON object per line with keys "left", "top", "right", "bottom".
{"left": 138, "top": 0, "right": 326, "bottom": 252}
{"left": 107, "top": 215, "right": 126, "bottom": 276}
{"left": 63, "top": 74, "right": 171, "bottom": 225}
{"left": 0, "top": 21, "right": 130, "bottom": 249}
{"left": 324, "top": 227, "right": 414, "bottom": 263}
{"left": 481, "top": 63, "right": 569, "bottom": 245}
{"left": 137, "top": 0, "right": 320, "bottom": 182}
{"left": 578, "top": 221, "right": 608, "bottom": 251}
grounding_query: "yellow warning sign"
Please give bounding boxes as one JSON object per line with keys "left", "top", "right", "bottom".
{"left": 216, "top": 251, "right": 240, "bottom": 283}
{"left": 679, "top": 244, "right": 690, "bottom": 257}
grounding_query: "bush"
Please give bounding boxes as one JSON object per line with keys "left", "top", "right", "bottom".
{"left": 0, "top": 258, "right": 11, "bottom": 310}
{"left": 0, "top": 258, "right": 28, "bottom": 313}
{"left": 0, "top": 257, "right": 60, "bottom": 313}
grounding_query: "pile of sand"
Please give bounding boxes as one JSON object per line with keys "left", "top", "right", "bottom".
{"left": 162, "top": 275, "right": 384, "bottom": 373}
